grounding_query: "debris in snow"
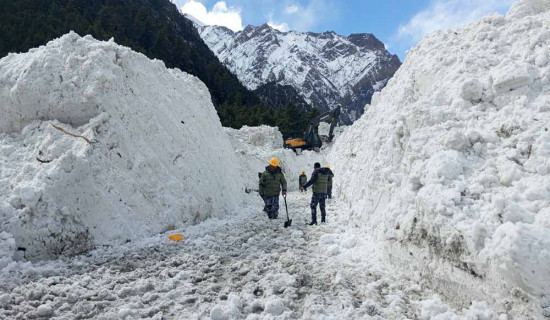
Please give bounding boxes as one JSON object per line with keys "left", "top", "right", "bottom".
{"left": 50, "top": 123, "right": 95, "bottom": 144}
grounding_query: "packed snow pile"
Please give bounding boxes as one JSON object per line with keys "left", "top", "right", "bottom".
{"left": 329, "top": 0, "right": 550, "bottom": 317}
{"left": 0, "top": 32, "right": 245, "bottom": 262}
{"left": 224, "top": 126, "right": 327, "bottom": 192}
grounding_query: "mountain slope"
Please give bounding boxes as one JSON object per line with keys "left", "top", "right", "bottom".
{"left": 197, "top": 23, "right": 401, "bottom": 123}
{"left": 253, "top": 82, "right": 312, "bottom": 112}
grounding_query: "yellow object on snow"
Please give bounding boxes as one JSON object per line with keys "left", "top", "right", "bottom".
{"left": 169, "top": 234, "right": 183, "bottom": 242}
{"left": 284, "top": 138, "right": 307, "bottom": 149}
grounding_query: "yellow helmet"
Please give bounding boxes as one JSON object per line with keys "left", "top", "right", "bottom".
{"left": 269, "top": 157, "right": 279, "bottom": 166}
{"left": 326, "top": 165, "right": 331, "bottom": 169}
{"left": 301, "top": 170, "right": 306, "bottom": 174}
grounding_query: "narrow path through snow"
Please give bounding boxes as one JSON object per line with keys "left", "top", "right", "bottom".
{"left": 0, "top": 192, "right": 437, "bottom": 319}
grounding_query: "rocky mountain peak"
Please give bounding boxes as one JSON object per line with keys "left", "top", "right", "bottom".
{"left": 347, "top": 33, "right": 385, "bottom": 50}
{"left": 196, "top": 23, "right": 401, "bottom": 123}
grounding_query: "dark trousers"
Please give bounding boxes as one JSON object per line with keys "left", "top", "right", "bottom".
{"left": 263, "top": 196, "right": 279, "bottom": 219}
{"left": 310, "top": 193, "right": 327, "bottom": 222}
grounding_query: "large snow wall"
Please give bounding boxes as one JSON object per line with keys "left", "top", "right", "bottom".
{"left": 329, "top": 0, "right": 550, "bottom": 318}
{"left": 224, "top": 126, "right": 327, "bottom": 193}
{"left": 0, "top": 32, "right": 245, "bottom": 261}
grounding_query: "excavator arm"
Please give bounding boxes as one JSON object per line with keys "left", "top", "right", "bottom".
{"left": 284, "top": 106, "right": 341, "bottom": 151}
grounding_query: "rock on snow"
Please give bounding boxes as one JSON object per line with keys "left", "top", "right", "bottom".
{"left": 0, "top": 32, "right": 246, "bottom": 261}
{"left": 329, "top": 0, "right": 550, "bottom": 317}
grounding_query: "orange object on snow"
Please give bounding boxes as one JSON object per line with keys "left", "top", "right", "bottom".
{"left": 168, "top": 234, "right": 183, "bottom": 242}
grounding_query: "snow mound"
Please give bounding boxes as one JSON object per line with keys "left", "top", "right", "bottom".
{"left": 508, "top": 0, "right": 550, "bottom": 19}
{"left": 329, "top": 2, "right": 550, "bottom": 317}
{"left": 224, "top": 126, "right": 326, "bottom": 193}
{"left": 0, "top": 32, "right": 245, "bottom": 261}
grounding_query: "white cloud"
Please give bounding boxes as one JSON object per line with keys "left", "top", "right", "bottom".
{"left": 268, "top": 21, "right": 290, "bottom": 32}
{"left": 262, "top": 0, "right": 332, "bottom": 32}
{"left": 180, "top": 0, "right": 243, "bottom": 31}
{"left": 397, "top": 0, "right": 515, "bottom": 43}
{"left": 285, "top": 5, "right": 300, "bottom": 15}
{"left": 290, "top": 0, "right": 329, "bottom": 31}
{"left": 267, "top": 11, "right": 289, "bottom": 32}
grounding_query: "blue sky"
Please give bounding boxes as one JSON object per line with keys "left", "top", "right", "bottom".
{"left": 176, "top": 0, "right": 516, "bottom": 61}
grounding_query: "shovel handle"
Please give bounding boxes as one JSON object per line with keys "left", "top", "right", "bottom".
{"left": 283, "top": 195, "right": 290, "bottom": 221}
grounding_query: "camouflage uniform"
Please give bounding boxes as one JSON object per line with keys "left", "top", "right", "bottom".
{"left": 263, "top": 196, "right": 280, "bottom": 219}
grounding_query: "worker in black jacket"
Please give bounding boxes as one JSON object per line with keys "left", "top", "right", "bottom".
{"left": 300, "top": 163, "right": 331, "bottom": 225}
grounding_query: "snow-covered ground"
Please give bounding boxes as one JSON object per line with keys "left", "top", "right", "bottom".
{"left": 329, "top": 0, "right": 550, "bottom": 318}
{"left": 0, "top": 192, "right": 492, "bottom": 320}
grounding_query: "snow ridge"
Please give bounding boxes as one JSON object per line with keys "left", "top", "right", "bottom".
{"left": 196, "top": 23, "right": 401, "bottom": 123}
{"left": 330, "top": 1, "right": 550, "bottom": 317}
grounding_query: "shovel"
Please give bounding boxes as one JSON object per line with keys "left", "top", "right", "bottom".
{"left": 283, "top": 194, "right": 292, "bottom": 228}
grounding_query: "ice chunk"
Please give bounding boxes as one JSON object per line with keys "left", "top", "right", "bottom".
{"left": 491, "top": 61, "right": 537, "bottom": 94}
{"left": 484, "top": 222, "right": 550, "bottom": 296}
{"left": 425, "top": 151, "right": 465, "bottom": 181}
{"left": 460, "top": 78, "right": 483, "bottom": 102}
{"left": 265, "top": 297, "right": 285, "bottom": 316}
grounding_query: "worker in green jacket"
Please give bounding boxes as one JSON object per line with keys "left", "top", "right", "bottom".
{"left": 326, "top": 165, "right": 334, "bottom": 199}
{"left": 300, "top": 162, "right": 330, "bottom": 225}
{"left": 299, "top": 170, "right": 308, "bottom": 191}
{"left": 259, "top": 157, "right": 287, "bottom": 219}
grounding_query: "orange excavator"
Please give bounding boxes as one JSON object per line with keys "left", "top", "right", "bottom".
{"left": 284, "top": 106, "right": 341, "bottom": 151}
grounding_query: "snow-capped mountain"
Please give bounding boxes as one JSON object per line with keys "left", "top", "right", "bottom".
{"left": 196, "top": 23, "right": 401, "bottom": 124}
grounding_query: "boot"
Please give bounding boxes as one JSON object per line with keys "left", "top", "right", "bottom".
{"left": 309, "top": 211, "right": 317, "bottom": 225}
{"left": 321, "top": 216, "right": 326, "bottom": 223}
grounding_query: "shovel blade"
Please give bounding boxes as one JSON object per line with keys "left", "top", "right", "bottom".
{"left": 284, "top": 219, "right": 293, "bottom": 228}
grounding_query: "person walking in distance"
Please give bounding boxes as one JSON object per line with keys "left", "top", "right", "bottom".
{"left": 300, "top": 163, "right": 330, "bottom": 225}
{"left": 299, "top": 170, "right": 308, "bottom": 192}
{"left": 259, "top": 157, "right": 287, "bottom": 219}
